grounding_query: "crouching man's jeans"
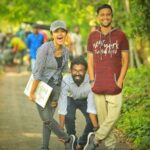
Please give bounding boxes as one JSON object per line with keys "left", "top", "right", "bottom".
{"left": 94, "top": 93, "right": 122, "bottom": 149}
{"left": 36, "top": 99, "right": 69, "bottom": 150}
{"left": 65, "top": 97, "right": 93, "bottom": 146}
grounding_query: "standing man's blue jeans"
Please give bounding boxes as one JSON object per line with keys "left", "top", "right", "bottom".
{"left": 65, "top": 97, "right": 93, "bottom": 146}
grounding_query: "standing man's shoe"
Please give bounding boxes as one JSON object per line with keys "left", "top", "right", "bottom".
{"left": 65, "top": 134, "right": 76, "bottom": 150}
{"left": 84, "top": 132, "right": 98, "bottom": 150}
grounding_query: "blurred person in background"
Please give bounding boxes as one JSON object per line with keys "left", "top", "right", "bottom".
{"left": 10, "top": 34, "right": 26, "bottom": 65}
{"left": 16, "top": 26, "right": 26, "bottom": 42}
{"left": 26, "top": 24, "right": 44, "bottom": 70}
{"left": 64, "top": 28, "right": 74, "bottom": 61}
{"left": 0, "top": 30, "right": 6, "bottom": 51}
{"left": 70, "top": 25, "right": 83, "bottom": 57}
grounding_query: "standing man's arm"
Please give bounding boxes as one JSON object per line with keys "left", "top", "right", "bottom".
{"left": 87, "top": 52, "right": 94, "bottom": 84}
{"left": 117, "top": 51, "right": 129, "bottom": 88}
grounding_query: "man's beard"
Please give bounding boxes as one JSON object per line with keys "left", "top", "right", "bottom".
{"left": 72, "top": 75, "right": 85, "bottom": 86}
{"left": 101, "top": 21, "right": 111, "bottom": 27}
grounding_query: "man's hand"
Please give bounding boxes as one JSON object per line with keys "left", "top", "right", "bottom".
{"left": 116, "top": 79, "right": 123, "bottom": 89}
{"left": 59, "top": 114, "right": 65, "bottom": 129}
{"left": 90, "top": 80, "right": 95, "bottom": 88}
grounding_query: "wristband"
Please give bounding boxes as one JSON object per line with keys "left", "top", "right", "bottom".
{"left": 89, "top": 80, "right": 94, "bottom": 84}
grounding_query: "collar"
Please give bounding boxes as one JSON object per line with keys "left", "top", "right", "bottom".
{"left": 96, "top": 26, "right": 118, "bottom": 36}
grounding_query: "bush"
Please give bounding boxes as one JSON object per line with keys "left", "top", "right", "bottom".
{"left": 117, "top": 66, "right": 150, "bottom": 150}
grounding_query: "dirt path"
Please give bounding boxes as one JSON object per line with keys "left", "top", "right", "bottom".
{"left": 0, "top": 66, "right": 131, "bottom": 150}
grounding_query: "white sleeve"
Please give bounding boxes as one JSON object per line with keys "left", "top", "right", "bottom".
{"left": 87, "top": 91, "right": 97, "bottom": 114}
{"left": 58, "top": 80, "right": 69, "bottom": 115}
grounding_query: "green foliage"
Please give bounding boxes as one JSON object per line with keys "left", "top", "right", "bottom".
{"left": 0, "top": 0, "right": 150, "bottom": 41}
{"left": 129, "top": 0, "right": 150, "bottom": 38}
{"left": 117, "top": 66, "right": 150, "bottom": 150}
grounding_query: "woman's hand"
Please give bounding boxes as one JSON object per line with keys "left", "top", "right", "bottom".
{"left": 29, "top": 92, "right": 36, "bottom": 102}
{"left": 29, "top": 80, "right": 40, "bottom": 102}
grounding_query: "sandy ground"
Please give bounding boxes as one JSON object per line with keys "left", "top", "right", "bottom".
{"left": 0, "top": 66, "right": 131, "bottom": 150}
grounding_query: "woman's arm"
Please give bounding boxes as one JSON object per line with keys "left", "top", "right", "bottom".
{"left": 29, "top": 80, "right": 40, "bottom": 102}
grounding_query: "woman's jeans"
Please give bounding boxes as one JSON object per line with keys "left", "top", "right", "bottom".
{"left": 36, "top": 99, "right": 69, "bottom": 150}
{"left": 31, "top": 58, "right": 36, "bottom": 71}
{"left": 65, "top": 97, "right": 93, "bottom": 146}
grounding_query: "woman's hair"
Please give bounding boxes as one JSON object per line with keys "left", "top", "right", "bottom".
{"left": 70, "top": 56, "right": 88, "bottom": 71}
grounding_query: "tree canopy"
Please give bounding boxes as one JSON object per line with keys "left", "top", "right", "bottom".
{"left": 0, "top": 0, "right": 150, "bottom": 39}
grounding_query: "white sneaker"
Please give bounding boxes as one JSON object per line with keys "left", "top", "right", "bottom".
{"left": 84, "top": 132, "right": 98, "bottom": 150}
{"left": 65, "top": 134, "right": 76, "bottom": 150}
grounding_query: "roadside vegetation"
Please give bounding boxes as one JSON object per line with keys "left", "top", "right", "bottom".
{"left": 117, "top": 66, "right": 150, "bottom": 150}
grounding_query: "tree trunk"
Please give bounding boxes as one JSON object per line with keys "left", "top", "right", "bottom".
{"left": 125, "top": 0, "right": 141, "bottom": 68}
{"left": 129, "top": 39, "right": 134, "bottom": 67}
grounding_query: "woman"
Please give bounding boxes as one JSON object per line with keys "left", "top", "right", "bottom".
{"left": 29, "top": 20, "right": 75, "bottom": 150}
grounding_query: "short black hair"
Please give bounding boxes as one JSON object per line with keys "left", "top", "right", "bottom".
{"left": 70, "top": 56, "right": 88, "bottom": 71}
{"left": 96, "top": 4, "right": 113, "bottom": 16}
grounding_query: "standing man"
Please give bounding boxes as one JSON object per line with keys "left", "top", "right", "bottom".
{"left": 58, "top": 56, "right": 99, "bottom": 150}
{"left": 84, "top": 4, "right": 129, "bottom": 150}
{"left": 26, "top": 24, "right": 44, "bottom": 70}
